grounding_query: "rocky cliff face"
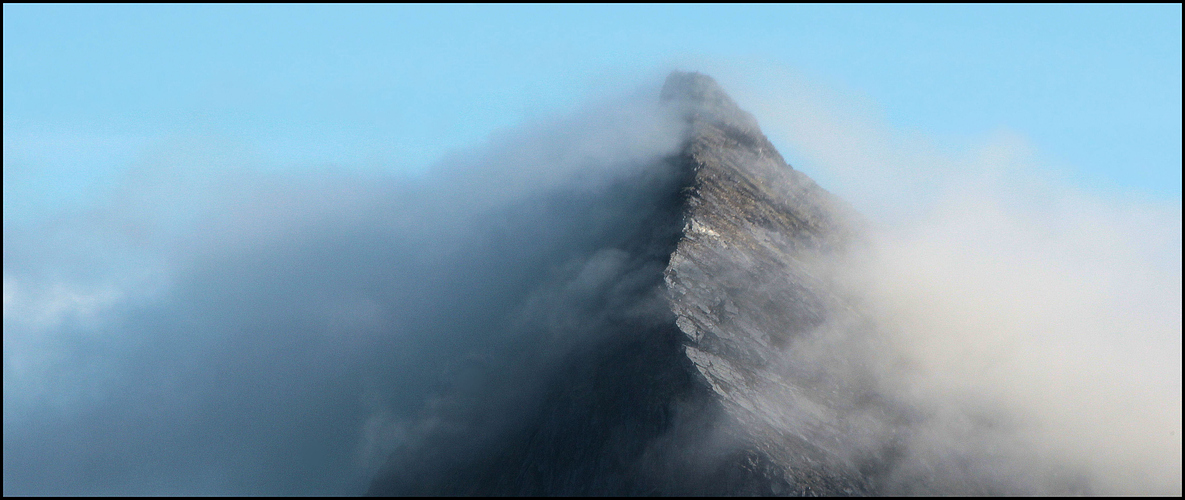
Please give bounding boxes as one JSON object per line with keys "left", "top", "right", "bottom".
{"left": 367, "top": 72, "right": 888, "bottom": 496}
{"left": 661, "top": 72, "right": 878, "bottom": 495}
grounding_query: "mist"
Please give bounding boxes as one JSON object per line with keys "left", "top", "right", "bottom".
{"left": 723, "top": 68, "right": 1182, "bottom": 494}
{"left": 4, "top": 69, "right": 1180, "bottom": 496}
{"left": 3, "top": 84, "right": 687, "bottom": 495}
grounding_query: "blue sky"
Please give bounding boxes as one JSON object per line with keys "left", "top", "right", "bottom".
{"left": 4, "top": 4, "right": 1181, "bottom": 224}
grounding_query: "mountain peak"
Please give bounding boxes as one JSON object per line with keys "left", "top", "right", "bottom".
{"left": 661, "top": 70, "right": 765, "bottom": 144}
{"left": 660, "top": 71, "right": 731, "bottom": 106}
{"left": 369, "top": 72, "right": 867, "bottom": 496}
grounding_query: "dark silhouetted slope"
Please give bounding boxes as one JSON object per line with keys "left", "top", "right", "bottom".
{"left": 366, "top": 72, "right": 980, "bottom": 496}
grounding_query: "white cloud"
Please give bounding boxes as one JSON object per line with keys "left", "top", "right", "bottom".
{"left": 721, "top": 65, "right": 1182, "bottom": 495}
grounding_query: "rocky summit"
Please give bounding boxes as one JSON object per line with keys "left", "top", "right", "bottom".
{"left": 365, "top": 72, "right": 1039, "bottom": 496}
{"left": 365, "top": 71, "right": 872, "bottom": 496}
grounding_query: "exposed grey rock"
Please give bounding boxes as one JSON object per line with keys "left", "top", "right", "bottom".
{"left": 365, "top": 71, "right": 871, "bottom": 496}
{"left": 366, "top": 72, "right": 1074, "bottom": 496}
{"left": 658, "top": 71, "right": 878, "bottom": 495}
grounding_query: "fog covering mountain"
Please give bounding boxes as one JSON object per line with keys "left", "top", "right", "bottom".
{"left": 4, "top": 71, "right": 1178, "bottom": 496}
{"left": 363, "top": 72, "right": 1085, "bottom": 495}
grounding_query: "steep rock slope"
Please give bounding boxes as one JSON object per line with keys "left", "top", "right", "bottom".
{"left": 660, "top": 72, "right": 876, "bottom": 495}
{"left": 367, "top": 72, "right": 873, "bottom": 496}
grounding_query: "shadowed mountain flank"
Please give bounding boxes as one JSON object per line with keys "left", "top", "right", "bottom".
{"left": 366, "top": 72, "right": 1074, "bottom": 496}
{"left": 364, "top": 71, "right": 868, "bottom": 496}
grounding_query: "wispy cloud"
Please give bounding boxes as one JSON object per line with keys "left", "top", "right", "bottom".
{"left": 723, "top": 65, "right": 1182, "bottom": 494}
{"left": 2, "top": 84, "right": 685, "bottom": 495}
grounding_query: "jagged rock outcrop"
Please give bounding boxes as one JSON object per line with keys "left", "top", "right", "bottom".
{"left": 367, "top": 71, "right": 877, "bottom": 496}
{"left": 661, "top": 72, "right": 876, "bottom": 495}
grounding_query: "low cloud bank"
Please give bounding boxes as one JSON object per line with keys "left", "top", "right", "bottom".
{"left": 3, "top": 85, "right": 685, "bottom": 495}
